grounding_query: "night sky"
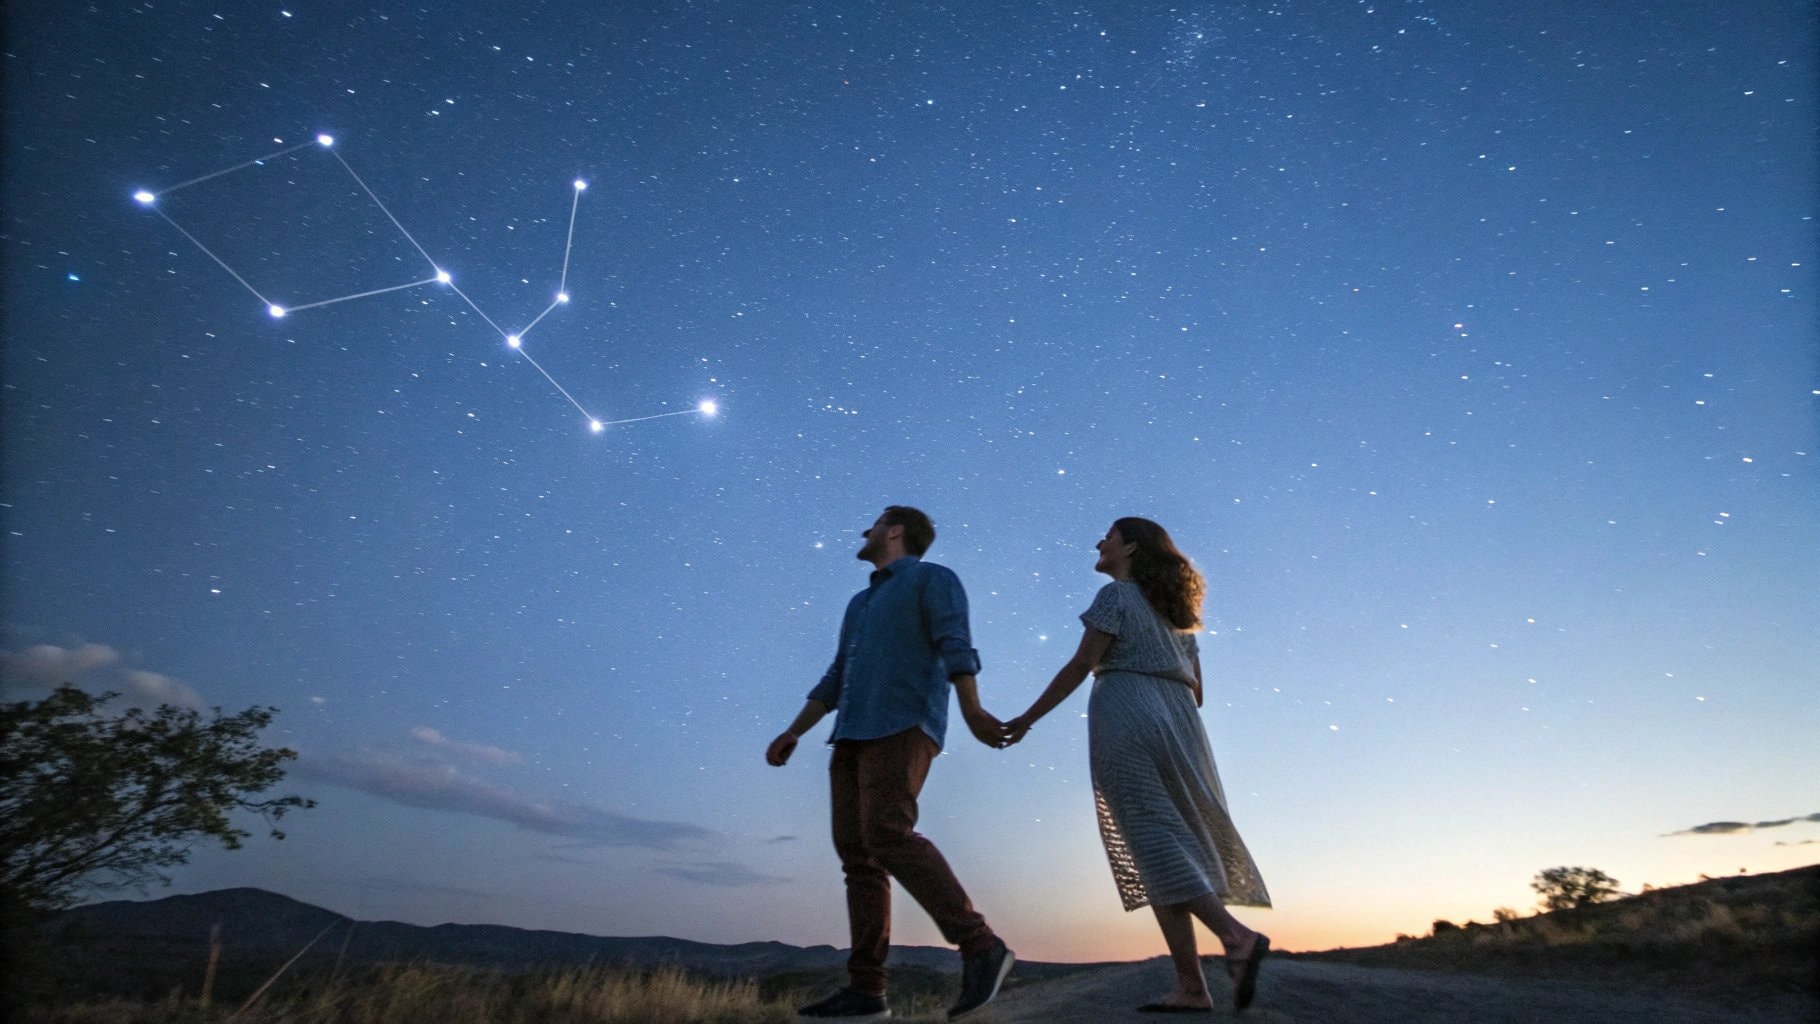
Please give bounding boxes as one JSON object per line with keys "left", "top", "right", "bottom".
{"left": 3, "top": 1, "right": 1815, "bottom": 960}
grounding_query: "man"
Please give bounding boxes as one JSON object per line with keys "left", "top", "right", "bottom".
{"left": 767, "top": 506, "right": 1014, "bottom": 1021}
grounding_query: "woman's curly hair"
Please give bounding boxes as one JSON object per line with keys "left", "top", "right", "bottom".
{"left": 1113, "top": 517, "right": 1204, "bottom": 631}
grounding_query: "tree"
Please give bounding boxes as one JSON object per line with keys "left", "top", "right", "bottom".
{"left": 0, "top": 685, "right": 314, "bottom": 912}
{"left": 1531, "top": 866, "right": 1621, "bottom": 911}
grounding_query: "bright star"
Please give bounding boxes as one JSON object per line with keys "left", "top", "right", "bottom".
{"left": 698, "top": 399, "right": 719, "bottom": 416}
{"left": 268, "top": 305, "right": 287, "bottom": 318}
{"left": 133, "top": 191, "right": 156, "bottom": 205}
{"left": 317, "top": 134, "right": 335, "bottom": 147}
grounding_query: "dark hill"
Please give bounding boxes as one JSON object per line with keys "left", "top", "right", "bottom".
{"left": 48, "top": 886, "right": 965, "bottom": 976}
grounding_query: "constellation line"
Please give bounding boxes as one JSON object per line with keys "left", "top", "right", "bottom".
{"left": 156, "top": 139, "right": 321, "bottom": 196}
{"left": 328, "top": 148, "right": 441, "bottom": 271}
{"left": 560, "top": 180, "right": 584, "bottom": 293}
{"left": 593, "top": 407, "right": 712, "bottom": 427}
{"left": 280, "top": 276, "right": 444, "bottom": 314}
{"left": 151, "top": 207, "right": 274, "bottom": 307}
{"left": 133, "top": 133, "right": 719, "bottom": 434}
{"left": 518, "top": 297, "right": 563, "bottom": 339}
{"left": 444, "top": 280, "right": 512, "bottom": 338}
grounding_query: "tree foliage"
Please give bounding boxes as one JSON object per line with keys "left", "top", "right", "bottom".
{"left": 1531, "top": 865, "right": 1621, "bottom": 911}
{"left": 0, "top": 685, "right": 314, "bottom": 912}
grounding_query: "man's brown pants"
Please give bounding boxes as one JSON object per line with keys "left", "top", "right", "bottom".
{"left": 830, "top": 727, "right": 996, "bottom": 995}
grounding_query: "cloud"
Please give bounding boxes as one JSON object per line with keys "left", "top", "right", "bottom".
{"left": 0, "top": 643, "right": 121, "bottom": 686}
{"left": 1666, "top": 813, "right": 1820, "bottom": 837}
{"left": 297, "top": 751, "right": 714, "bottom": 850}
{"left": 2, "top": 644, "right": 210, "bottom": 711}
{"left": 655, "top": 861, "right": 789, "bottom": 886}
{"left": 121, "top": 670, "right": 206, "bottom": 710}
{"left": 410, "top": 726, "right": 524, "bottom": 766}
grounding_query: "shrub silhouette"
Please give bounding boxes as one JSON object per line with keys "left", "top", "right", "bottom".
{"left": 1531, "top": 866, "right": 1620, "bottom": 911}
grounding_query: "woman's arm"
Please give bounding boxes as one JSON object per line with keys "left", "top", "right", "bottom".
{"left": 1004, "top": 626, "right": 1114, "bottom": 744}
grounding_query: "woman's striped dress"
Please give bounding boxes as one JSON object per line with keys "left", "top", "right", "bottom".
{"left": 1081, "top": 581, "right": 1271, "bottom": 911}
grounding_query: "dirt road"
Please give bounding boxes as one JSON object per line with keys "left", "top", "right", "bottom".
{"left": 964, "top": 957, "right": 1816, "bottom": 1024}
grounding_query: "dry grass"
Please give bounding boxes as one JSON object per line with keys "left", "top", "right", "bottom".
{"left": 1304, "top": 863, "right": 1820, "bottom": 997}
{"left": 22, "top": 963, "right": 802, "bottom": 1024}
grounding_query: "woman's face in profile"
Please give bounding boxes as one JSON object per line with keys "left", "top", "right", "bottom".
{"left": 1094, "top": 525, "right": 1132, "bottom": 576}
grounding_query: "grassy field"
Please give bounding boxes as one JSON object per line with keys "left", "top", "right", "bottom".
{"left": 21, "top": 963, "right": 798, "bottom": 1024}
{"left": 11, "top": 946, "right": 1069, "bottom": 1024}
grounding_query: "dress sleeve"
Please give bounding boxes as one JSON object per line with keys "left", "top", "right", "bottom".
{"left": 1080, "top": 583, "right": 1124, "bottom": 636}
{"left": 1182, "top": 630, "right": 1200, "bottom": 659}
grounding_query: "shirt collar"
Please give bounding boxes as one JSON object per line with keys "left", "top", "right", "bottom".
{"left": 870, "top": 554, "right": 921, "bottom": 585}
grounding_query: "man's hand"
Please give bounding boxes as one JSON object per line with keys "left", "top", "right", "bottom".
{"left": 963, "top": 707, "right": 1008, "bottom": 749}
{"left": 766, "top": 731, "right": 799, "bottom": 766}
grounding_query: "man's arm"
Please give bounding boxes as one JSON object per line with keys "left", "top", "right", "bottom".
{"left": 766, "top": 699, "right": 831, "bottom": 766}
{"left": 949, "top": 673, "right": 1005, "bottom": 746}
{"left": 925, "top": 568, "right": 1000, "bottom": 746}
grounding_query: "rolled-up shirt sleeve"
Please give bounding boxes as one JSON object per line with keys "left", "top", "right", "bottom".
{"left": 924, "top": 567, "right": 982, "bottom": 679}
{"left": 808, "top": 647, "right": 844, "bottom": 707}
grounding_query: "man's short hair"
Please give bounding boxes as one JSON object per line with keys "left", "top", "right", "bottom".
{"left": 880, "top": 505, "right": 936, "bottom": 556}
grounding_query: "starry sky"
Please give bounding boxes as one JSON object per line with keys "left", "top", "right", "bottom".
{"left": 3, "top": 1, "right": 1815, "bottom": 960}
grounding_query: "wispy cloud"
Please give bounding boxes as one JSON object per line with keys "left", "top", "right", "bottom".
{"left": 297, "top": 751, "right": 714, "bottom": 850}
{"left": 1, "top": 643, "right": 121, "bottom": 686}
{"left": 410, "top": 726, "right": 524, "bottom": 766}
{"left": 121, "top": 670, "right": 206, "bottom": 710}
{"left": 2, "top": 644, "right": 205, "bottom": 709}
{"left": 655, "top": 861, "right": 789, "bottom": 886}
{"left": 1666, "top": 813, "right": 1820, "bottom": 837}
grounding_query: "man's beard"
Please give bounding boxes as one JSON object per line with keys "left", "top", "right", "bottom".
{"left": 857, "top": 536, "right": 883, "bottom": 562}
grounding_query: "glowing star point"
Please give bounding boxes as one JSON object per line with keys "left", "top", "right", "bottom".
{"left": 573, "top": 179, "right": 588, "bottom": 191}
{"left": 556, "top": 292, "right": 570, "bottom": 303}
{"left": 506, "top": 334, "right": 522, "bottom": 349}
{"left": 317, "top": 134, "right": 335, "bottom": 147}
{"left": 589, "top": 419, "right": 605, "bottom": 433}
{"left": 268, "top": 305, "right": 287, "bottom": 318}
{"left": 133, "top": 190, "right": 156, "bottom": 205}
{"left": 698, "top": 399, "right": 719, "bottom": 417}
{"left": 435, "top": 269, "right": 452, "bottom": 283}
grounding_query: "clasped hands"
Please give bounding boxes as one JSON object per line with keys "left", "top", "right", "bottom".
{"left": 962, "top": 707, "right": 1035, "bottom": 750}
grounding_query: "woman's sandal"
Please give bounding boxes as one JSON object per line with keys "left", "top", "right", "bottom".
{"left": 1231, "top": 933, "right": 1270, "bottom": 1011}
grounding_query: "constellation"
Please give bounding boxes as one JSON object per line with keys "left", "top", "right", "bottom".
{"left": 133, "top": 133, "right": 717, "bottom": 434}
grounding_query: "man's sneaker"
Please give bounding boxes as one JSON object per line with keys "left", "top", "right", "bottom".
{"left": 948, "top": 938, "right": 1014, "bottom": 1019}
{"left": 797, "top": 987, "right": 891, "bottom": 1021}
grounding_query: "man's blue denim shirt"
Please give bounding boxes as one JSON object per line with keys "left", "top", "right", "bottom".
{"left": 807, "top": 555, "right": 982, "bottom": 750}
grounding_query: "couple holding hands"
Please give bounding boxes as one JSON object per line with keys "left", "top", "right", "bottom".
{"left": 767, "top": 506, "right": 1271, "bottom": 1020}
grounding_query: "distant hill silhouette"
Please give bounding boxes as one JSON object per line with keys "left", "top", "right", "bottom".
{"left": 1299, "top": 863, "right": 1820, "bottom": 997}
{"left": 47, "top": 887, "right": 974, "bottom": 976}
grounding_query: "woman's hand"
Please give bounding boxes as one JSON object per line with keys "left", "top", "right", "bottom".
{"left": 1002, "top": 714, "right": 1035, "bottom": 747}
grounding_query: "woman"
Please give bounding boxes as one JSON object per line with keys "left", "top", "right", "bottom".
{"left": 1004, "top": 517, "right": 1271, "bottom": 1013}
